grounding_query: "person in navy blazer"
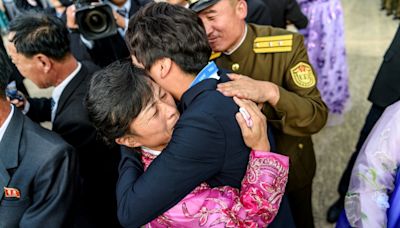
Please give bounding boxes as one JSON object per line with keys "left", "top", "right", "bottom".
{"left": 107, "top": 3, "right": 261, "bottom": 227}
{"left": 0, "top": 42, "right": 77, "bottom": 228}
{"left": 7, "top": 12, "right": 121, "bottom": 227}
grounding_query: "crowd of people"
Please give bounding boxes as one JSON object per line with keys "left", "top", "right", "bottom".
{"left": 0, "top": 0, "right": 397, "bottom": 227}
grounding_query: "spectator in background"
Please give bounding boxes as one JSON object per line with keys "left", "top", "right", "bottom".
{"left": 6, "top": 12, "right": 121, "bottom": 227}
{"left": 336, "top": 100, "right": 400, "bottom": 227}
{"left": 263, "top": 0, "right": 308, "bottom": 29}
{"left": 0, "top": 0, "right": 8, "bottom": 35}
{"left": 297, "top": 0, "right": 350, "bottom": 126}
{"left": 246, "top": 0, "right": 272, "bottom": 25}
{"left": 327, "top": 24, "right": 400, "bottom": 223}
{"left": 66, "top": 0, "right": 152, "bottom": 67}
{"left": 0, "top": 39, "right": 77, "bottom": 228}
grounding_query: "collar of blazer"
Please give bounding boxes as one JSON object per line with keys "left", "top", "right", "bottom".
{"left": 54, "top": 64, "right": 88, "bottom": 118}
{"left": 0, "top": 110, "right": 23, "bottom": 201}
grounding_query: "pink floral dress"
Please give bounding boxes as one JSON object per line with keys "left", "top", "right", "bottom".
{"left": 140, "top": 149, "right": 289, "bottom": 227}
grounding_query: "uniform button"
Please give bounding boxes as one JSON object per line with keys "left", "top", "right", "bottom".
{"left": 298, "top": 143, "right": 304, "bottom": 149}
{"left": 232, "top": 63, "right": 240, "bottom": 72}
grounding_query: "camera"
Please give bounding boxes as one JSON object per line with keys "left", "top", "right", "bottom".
{"left": 74, "top": 0, "right": 118, "bottom": 40}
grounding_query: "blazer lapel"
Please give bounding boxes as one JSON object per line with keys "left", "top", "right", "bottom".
{"left": 0, "top": 109, "right": 23, "bottom": 202}
{"left": 56, "top": 64, "right": 88, "bottom": 117}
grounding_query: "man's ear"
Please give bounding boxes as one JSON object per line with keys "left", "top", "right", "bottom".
{"left": 35, "top": 54, "right": 52, "bottom": 73}
{"left": 115, "top": 135, "right": 142, "bottom": 148}
{"left": 236, "top": 0, "right": 248, "bottom": 20}
{"left": 159, "top": 58, "right": 172, "bottom": 79}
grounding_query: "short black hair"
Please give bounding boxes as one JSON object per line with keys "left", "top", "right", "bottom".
{"left": 125, "top": 2, "right": 211, "bottom": 75}
{"left": 86, "top": 60, "right": 154, "bottom": 145}
{"left": 8, "top": 11, "right": 70, "bottom": 60}
{"left": 0, "top": 48, "right": 13, "bottom": 99}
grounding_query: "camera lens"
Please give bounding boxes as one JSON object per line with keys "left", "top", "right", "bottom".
{"left": 84, "top": 10, "right": 108, "bottom": 33}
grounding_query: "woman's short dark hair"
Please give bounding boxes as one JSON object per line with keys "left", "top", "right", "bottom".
{"left": 8, "top": 11, "right": 70, "bottom": 60}
{"left": 86, "top": 61, "right": 154, "bottom": 145}
{"left": 125, "top": 2, "right": 212, "bottom": 75}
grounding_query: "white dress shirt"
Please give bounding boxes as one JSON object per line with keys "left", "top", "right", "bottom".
{"left": 107, "top": 0, "right": 131, "bottom": 37}
{"left": 51, "top": 62, "right": 82, "bottom": 122}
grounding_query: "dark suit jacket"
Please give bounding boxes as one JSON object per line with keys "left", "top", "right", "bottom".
{"left": 246, "top": 0, "right": 272, "bottom": 26}
{"left": 0, "top": 109, "right": 77, "bottom": 228}
{"left": 264, "top": 0, "right": 308, "bottom": 29}
{"left": 27, "top": 62, "right": 121, "bottom": 227}
{"left": 368, "top": 25, "right": 400, "bottom": 108}
{"left": 117, "top": 73, "right": 250, "bottom": 227}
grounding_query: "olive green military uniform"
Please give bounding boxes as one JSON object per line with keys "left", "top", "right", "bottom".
{"left": 214, "top": 23, "right": 328, "bottom": 227}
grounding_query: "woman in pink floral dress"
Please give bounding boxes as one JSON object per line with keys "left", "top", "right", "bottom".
{"left": 135, "top": 90, "right": 289, "bottom": 228}
{"left": 86, "top": 62, "right": 289, "bottom": 227}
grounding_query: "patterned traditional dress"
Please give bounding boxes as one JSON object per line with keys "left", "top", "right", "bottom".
{"left": 342, "top": 101, "right": 400, "bottom": 227}
{"left": 297, "top": 0, "right": 351, "bottom": 125}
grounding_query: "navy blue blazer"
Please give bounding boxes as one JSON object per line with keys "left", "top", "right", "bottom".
{"left": 117, "top": 73, "right": 250, "bottom": 227}
{"left": 0, "top": 109, "right": 77, "bottom": 228}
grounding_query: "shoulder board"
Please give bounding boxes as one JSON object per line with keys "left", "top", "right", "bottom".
{"left": 253, "top": 34, "right": 293, "bottom": 53}
{"left": 209, "top": 52, "right": 221, "bottom": 60}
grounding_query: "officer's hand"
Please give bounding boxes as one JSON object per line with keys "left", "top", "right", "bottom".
{"left": 233, "top": 97, "right": 270, "bottom": 151}
{"left": 217, "top": 73, "right": 280, "bottom": 106}
{"left": 113, "top": 10, "right": 126, "bottom": 29}
{"left": 66, "top": 5, "right": 79, "bottom": 29}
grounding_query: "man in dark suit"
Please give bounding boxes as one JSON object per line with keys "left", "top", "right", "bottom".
{"left": 327, "top": 25, "right": 400, "bottom": 223}
{"left": 0, "top": 40, "right": 77, "bottom": 228}
{"left": 263, "top": 0, "right": 308, "bottom": 29}
{"left": 109, "top": 3, "right": 255, "bottom": 227}
{"left": 6, "top": 12, "right": 121, "bottom": 227}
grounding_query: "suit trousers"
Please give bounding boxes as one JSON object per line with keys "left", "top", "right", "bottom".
{"left": 288, "top": 183, "right": 314, "bottom": 228}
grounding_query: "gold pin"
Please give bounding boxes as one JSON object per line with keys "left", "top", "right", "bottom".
{"left": 232, "top": 63, "right": 240, "bottom": 72}
{"left": 298, "top": 143, "right": 304, "bottom": 149}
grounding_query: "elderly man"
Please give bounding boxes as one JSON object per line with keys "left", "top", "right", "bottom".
{"left": 0, "top": 41, "right": 77, "bottom": 228}
{"left": 6, "top": 12, "right": 121, "bottom": 227}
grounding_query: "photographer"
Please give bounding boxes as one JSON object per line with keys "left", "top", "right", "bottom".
{"left": 66, "top": 0, "right": 151, "bottom": 67}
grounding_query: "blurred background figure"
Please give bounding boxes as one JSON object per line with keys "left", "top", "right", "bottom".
{"left": 297, "top": 0, "right": 350, "bottom": 126}
{"left": 327, "top": 24, "right": 400, "bottom": 224}
{"left": 0, "top": 0, "right": 9, "bottom": 35}
{"left": 335, "top": 99, "right": 400, "bottom": 227}
{"left": 382, "top": 0, "right": 400, "bottom": 19}
{"left": 263, "top": 0, "right": 308, "bottom": 29}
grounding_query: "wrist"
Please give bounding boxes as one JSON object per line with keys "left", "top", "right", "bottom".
{"left": 252, "top": 140, "right": 270, "bottom": 151}
{"left": 265, "top": 82, "right": 280, "bottom": 107}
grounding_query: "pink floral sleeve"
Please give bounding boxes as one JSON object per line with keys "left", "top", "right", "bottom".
{"left": 141, "top": 150, "right": 289, "bottom": 227}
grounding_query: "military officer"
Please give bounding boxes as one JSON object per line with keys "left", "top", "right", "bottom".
{"left": 189, "top": 0, "right": 328, "bottom": 227}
